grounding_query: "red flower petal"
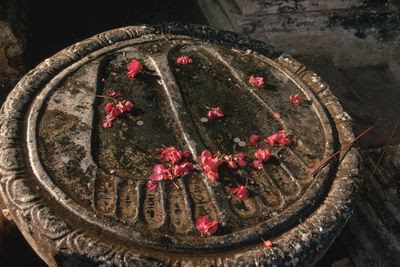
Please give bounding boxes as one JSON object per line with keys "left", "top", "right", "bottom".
{"left": 249, "top": 75, "right": 265, "bottom": 88}
{"left": 160, "top": 146, "right": 183, "bottom": 164}
{"left": 172, "top": 161, "right": 195, "bottom": 177}
{"left": 110, "top": 107, "right": 122, "bottom": 119}
{"left": 254, "top": 148, "right": 271, "bottom": 162}
{"left": 265, "top": 131, "right": 291, "bottom": 146}
{"left": 290, "top": 94, "right": 302, "bottom": 105}
{"left": 102, "top": 118, "right": 113, "bottom": 128}
{"left": 199, "top": 150, "right": 223, "bottom": 181}
{"left": 146, "top": 180, "right": 157, "bottom": 191}
{"left": 207, "top": 107, "right": 224, "bottom": 120}
{"left": 126, "top": 58, "right": 143, "bottom": 79}
{"left": 252, "top": 160, "right": 264, "bottom": 170}
{"left": 176, "top": 56, "right": 193, "bottom": 65}
{"left": 263, "top": 240, "right": 273, "bottom": 249}
{"left": 235, "top": 152, "right": 247, "bottom": 167}
{"left": 149, "top": 164, "right": 169, "bottom": 181}
{"left": 199, "top": 150, "right": 212, "bottom": 165}
{"left": 116, "top": 100, "right": 133, "bottom": 113}
{"left": 196, "top": 215, "right": 219, "bottom": 235}
{"left": 249, "top": 134, "right": 261, "bottom": 146}
{"left": 105, "top": 102, "right": 113, "bottom": 113}
{"left": 107, "top": 90, "right": 121, "bottom": 97}
{"left": 232, "top": 185, "right": 249, "bottom": 201}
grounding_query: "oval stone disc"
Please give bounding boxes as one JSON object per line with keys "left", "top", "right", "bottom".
{"left": 0, "top": 24, "right": 361, "bottom": 266}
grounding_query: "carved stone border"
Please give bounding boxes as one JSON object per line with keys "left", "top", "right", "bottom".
{"left": 0, "top": 23, "right": 360, "bottom": 266}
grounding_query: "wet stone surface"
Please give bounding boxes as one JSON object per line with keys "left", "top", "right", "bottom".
{"left": 0, "top": 24, "right": 360, "bottom": 266}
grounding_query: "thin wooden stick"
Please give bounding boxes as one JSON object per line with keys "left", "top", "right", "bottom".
{"left": 368, "top": 121, "right": 399, "bottom": 181}
{"left": 96, "top": 95, "right": 117, "bottom": 103}
{"left": 172, "top": 180, "right": 180, "bottom": 190}
{"left": 311, "top": 126, "right": 373, "bottom": 177}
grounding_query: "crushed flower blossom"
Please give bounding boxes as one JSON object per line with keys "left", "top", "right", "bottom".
{"left": 146, "top": 180, "right": 157, "bottom": 192}
{"left": 249, "top": 134, "right": 261, "bottom": 146}
{"left": 176, "top": 56, "right": 193, "bottom": 65}
{"left": 265, "top": 130, "right": 291, "bottom": 146}
{"left": 254, "top": 148, "right": 271, "bottom": 162}
{"left": 249, "top": 75, "right": 265, "bottom": 88}
{"left": 105, "top": 102, "right": 113, "bottom": 112}
{"left": 290, "top": 94, "right": 303, "bottom": 105}
{"left": 147, "top": 147, "right": 196, "bottom": 190}
{"left": 126, "top": 58, "right": 143, "bottom": 79}
{"left": 107, "top": 90, "right": 121, "bottom": 97}
{"left": 172, "top": 161, "right": 195, "bottom": 177}
{"left": 102, "top": 100, "right": 133, "bottom": 129}
{"left": 232, "top": 185, "right": 249, "bottom": 201}
{"left": 196, "top": 215, "right": 219, "bottom": 235}
{"left": 207, "top": 107, "right": 224, "bottom": 120}
{"left": 235, "top": 152, "right": 247, "bottom": 167}
{"left": 160, "top": 146, "right": 183, "bottom": 164}
{"left": 252, "top": 160, "right": 264, "bottom": 170}
{"left": 263, "top": 240, "right": 273, "bottom": 249}
{"left": 199, "top": 150, "right": 223, "bottom": 181}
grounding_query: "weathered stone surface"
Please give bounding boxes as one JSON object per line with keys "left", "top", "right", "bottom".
{"left": 197, "top": 0, "right": 400, "bottom": 68}
{"left": 0, "top": 24, "right": 360, "bottom": 266}
{"left": 0, "top": 0, "right": 26, "bottom": 104}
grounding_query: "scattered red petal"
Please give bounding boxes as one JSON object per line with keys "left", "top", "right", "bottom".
{"left": 207, "top": 107, "right": 224, "bottom": 120}
{"left": 254, "top": 148, "right": 271, "bottom": 161}
{"left": 263, "top": 240, "right": 273, "bottom": 249}
{"left": 261, "top": 211, "right": 269, "bottom": 217}
{"left": 149, "top": 164, "right": 172, "bottom": 181}
{"left": 199, "top": 150, "right": 223, "bottom": 181}
{"left": 252, "top": 160, "right": 264, "bottom": 170}
{"left": 224, "top": 155, "right": 238, "bottom": 170}
{"left": 232, "top": 185, "right": 249, "bottom": 201}
{"left": 111, "top": 72, "right": 117, "bottom": 76}
{"left": 265, "top": 130, "right": 291, "bottom": 146}
{"left": 116, "top": 100, "right": 133, "bottom": 113}
{"left": 249, "top": 75, "right": 265, "bottom": 88}
{"left": 102, "top": 118, "right": 113, "bottom": 128}
{"left": 176, "top": 56, "right": 193, "bottom": 65}
{"left": 196, "top": 215, "right": 219, "bottom": 235}
{"left": 126, "top": 58, "right": 143, "bottom": 79}
{"left": 249, "top": 134, "right": 261, "bottom": 146}
{"left": 110, "top": 107, "right": 122, "bottom": 119}
{"left": 160, "top": 146, "right": 183, "bottom": 164}
{"left": 290, "top": 94, "right": 303, "bottom": 105}
{"left": 172, "top": 161, "right": 195, "bottom": 177}
{"left": 105, "top": 102, "right": 113, "bottom": 113}
{"left": 235, "top": 152, "right": 247, "bottom": 167}
{"left": 147, "top": 180, "right": 157, "bottom": 191}
{"left": 107, "top": 90, "right": 121, "bottom": 97}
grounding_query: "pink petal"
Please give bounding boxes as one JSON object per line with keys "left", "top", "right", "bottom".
{"left": 126, "top": 58, "right": 143, "bottom": 79}
{"left": 146, "top": 180, "right": 157, "bottom": 191}
{"left": 249, "top": 75, "right": 265, "bottom": 88}
{"left": 105, "top": 102, "right": 114, "bottom": 112}
{"left": 263, "top": 240, "right": 273, "bottom": 249}
{"left": 249, "top": 134, "right": 261, "bottom": 146}
{"left": 207, "top": 107, "right": 224, "bottom": 120}
{"left": 196, "top": 215, "right": 219, "bottom": 235}
{"left": 102, "top": 119, "right": 112, "bottom": 128}
{"left": 176, "top": 56, "right": 193, "bottom": 65}
{"left": 252, "top": 160, "right": 264, "bottom": 170}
